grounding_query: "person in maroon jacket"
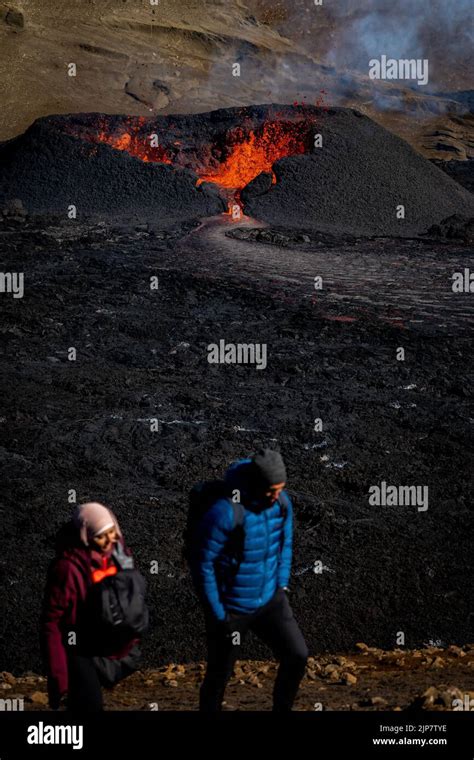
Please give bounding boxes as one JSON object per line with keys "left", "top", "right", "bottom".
{"left": 41, "top": 502, "right": 142, "bottom": 711}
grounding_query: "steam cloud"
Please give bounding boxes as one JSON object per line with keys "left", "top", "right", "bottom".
{"left": 280, "top": 0, "right": 473, "bottom": 90}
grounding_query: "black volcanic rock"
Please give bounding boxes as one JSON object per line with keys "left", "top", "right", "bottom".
{"left": 1, "top": 105, "right": 473, "bottom": 233}
{"left": 431, "top": 158, "right": 474, "bottom": 193}
{"left": 0, "top": 214, "right": 473, "bottom": 673}
{"left": 240, "top": 171, "right": 273, "bottom": 204}
{"left": 0, "top": 120, "right": 226, "bottom": 222}
{"left": 426, "top": 214, "right": 474, "bottom": 243}
{"left": 242, "top": 110, "right": 474, "bottom": 236}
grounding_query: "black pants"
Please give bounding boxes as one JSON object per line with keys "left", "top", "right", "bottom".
{"left": 200, "top": 589, "right": 308, "bottom": 712}
{"left": 67, "top": 645, "right": 141, "bottom": 712}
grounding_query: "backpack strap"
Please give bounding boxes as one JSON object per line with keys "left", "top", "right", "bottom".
{"left": 278, "top": 491, "right": 289, "bottom": 519}
{"left": 277, "top": 492, "right": 289, "bottom": 552}
{"left": 230, "top": 496, "right": 286, "bottom": 529}
{"left": 224, "top": 501, "right": 245, "bottom": 573}
{"left": 230, "top": 500, "right": 245, "bottom": 529}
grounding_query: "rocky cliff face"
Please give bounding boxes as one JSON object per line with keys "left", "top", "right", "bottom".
{"left": 0, "top": 0, "right": 472, "bottom": 160}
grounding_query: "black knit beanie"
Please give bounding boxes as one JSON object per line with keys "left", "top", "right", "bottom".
{"left": 247, "top": 449, "right": 287, "bottom": 491}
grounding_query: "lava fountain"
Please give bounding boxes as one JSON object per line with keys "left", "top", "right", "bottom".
{"left": 195, "top": 121, "right": 309, "bottom": 189}
{"left": 61, "top": 106, "right": 321, "bottom": 217}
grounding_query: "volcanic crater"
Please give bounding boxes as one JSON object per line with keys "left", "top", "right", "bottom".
{"left": 1, "top": 105, "right": 473, "bottom": 235}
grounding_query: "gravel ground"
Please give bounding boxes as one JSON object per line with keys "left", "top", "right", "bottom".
{"left": 3, "top": 645, "right": 474, "bottom": 712}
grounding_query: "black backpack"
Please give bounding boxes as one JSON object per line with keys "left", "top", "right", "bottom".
{"left": 183, "top": 479, "right": 289, "bottom": 570}
{"left": 85, "top": 543, "right": 149, "bottom": 645}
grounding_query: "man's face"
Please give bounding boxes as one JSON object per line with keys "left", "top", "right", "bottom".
{"left": 262, "top": 482, "right": 286, "bottom": 506}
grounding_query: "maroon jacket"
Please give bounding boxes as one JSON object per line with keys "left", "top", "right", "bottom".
{"left": 41, "top": 521, "right": 138, "bottom": 699}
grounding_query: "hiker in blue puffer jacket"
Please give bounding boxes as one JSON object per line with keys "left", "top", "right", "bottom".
{"left": 190, "top": 449, "right": 308, "bottom": 711}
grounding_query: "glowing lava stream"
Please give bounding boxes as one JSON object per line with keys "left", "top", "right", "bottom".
{"left": 85, "top": 119, "right": 310, "bottom": 215}
{"left": 196, "top": 121, "right": 309, "bottom": 218}
{"left": 94, "top": 129, "right": 171, "bottom": 164}
{"left": 196, "top": 121, "right": 307, "bottom": 191}
{"left": 75, "top": 117, "right": 312, "bottom": 220}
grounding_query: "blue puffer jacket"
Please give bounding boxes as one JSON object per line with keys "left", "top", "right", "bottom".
{"left": 190, "top": 459, "right": 293, "bottom": 620}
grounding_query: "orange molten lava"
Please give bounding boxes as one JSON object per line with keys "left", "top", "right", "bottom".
{"left": 69, "top": 116, "right": 172, "bottom": 164}
{"left": 70, "top": 116, "right": 311, "bottom": 193}
{"left": 197, "top": 121, "right": 308, "bottom": 189}
{"left": 96, "top": 128, "right": 171, "bottom": 164}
